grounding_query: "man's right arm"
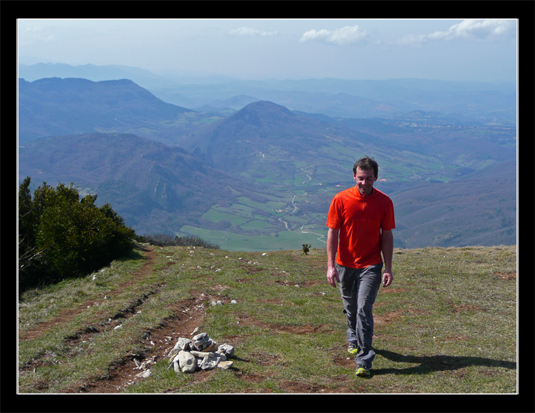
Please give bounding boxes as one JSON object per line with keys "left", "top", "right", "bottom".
{"left": 326, "top": 227, "right": 340, "bottom": 287}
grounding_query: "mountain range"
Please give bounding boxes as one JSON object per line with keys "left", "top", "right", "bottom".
{"left": 19, "top": 63, "right": 516, "bottom": 124}
{"left": 18, "top": 74, "right": 517, "bottom": 251}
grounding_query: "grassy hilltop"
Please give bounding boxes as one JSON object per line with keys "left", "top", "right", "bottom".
{"left": 18, "top": 243, "right": 516, "bottom": 394}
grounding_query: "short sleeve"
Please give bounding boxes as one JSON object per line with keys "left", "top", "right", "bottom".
{"left": 382, "top": 198, "right": 396, "bottom": 231}
{"left": 326, "top": 196, "right": 342, "bottom": 229}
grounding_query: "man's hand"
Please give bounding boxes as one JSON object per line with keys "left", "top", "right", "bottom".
{"left": 382, "top": 270, "right": 393, "bottom": 288}
{"left": 381, "top": 229, "right": 394, "bottom": 288}
{"left": 326, "top": 227, "right": 340, "bottom": 288}
{"left": 327, "top": 266, "right": 339, "bottom": 288}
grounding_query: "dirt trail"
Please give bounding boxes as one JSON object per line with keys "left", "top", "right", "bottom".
{"left": 19, "top": 247, "right": 158, "bottom": 343}
{"left": 19, "top": 246, "right": 213, "bottom": 393}
{"left": 69, "top": 295, "right": 209, "bottom": 393}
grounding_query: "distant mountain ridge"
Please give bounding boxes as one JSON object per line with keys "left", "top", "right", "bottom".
{"left": 19, "top": 63, "right": 516, "bottom": 123}
{"left": 19, "top": 62, "right": 162, "bottom": 83}
{"left": 19, "top": 77, "right": 194, "bottom": 143}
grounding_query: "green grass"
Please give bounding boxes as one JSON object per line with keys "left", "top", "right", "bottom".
{"left": 179, "top": 225, "right": 326, "bottom": 252}
{"left": 18, "top": 243, "right": 516, "bottom": 394}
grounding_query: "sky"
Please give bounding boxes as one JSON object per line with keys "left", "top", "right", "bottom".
{"left": 17, "top": 19, "right": 517, "bottom": 83}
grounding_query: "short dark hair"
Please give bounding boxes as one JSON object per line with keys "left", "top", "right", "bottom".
{"left": 353, "top": 156, "right": 378, "bottom": 178}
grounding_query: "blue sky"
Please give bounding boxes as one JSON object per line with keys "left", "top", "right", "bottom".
{"left": 17, "top": 19, "right": 517, "bottom": 83}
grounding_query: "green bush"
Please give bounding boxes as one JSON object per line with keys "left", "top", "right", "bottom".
{"left": 18, "top": 177, "right": 136, "bottom": 290}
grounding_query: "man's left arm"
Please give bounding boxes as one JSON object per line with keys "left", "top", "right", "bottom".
{"left": 381, "top": 229, "right": 394, "bottom": 287}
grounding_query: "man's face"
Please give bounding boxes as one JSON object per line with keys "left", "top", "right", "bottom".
{"left": 353, "top": 167, "right": 377, "bottom": 197}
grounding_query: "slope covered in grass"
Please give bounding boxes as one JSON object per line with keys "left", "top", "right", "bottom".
{"left": 18, "top": 243, "right": 516, "bottom": 394}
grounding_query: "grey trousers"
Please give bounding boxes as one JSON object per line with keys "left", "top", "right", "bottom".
{"left": 337, "top": 262, "right": 383, "bottom": 369}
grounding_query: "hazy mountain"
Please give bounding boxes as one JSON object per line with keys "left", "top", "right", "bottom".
{"left": 172, "top": 99, "right": 441, "bottom": 188}
{"left": 18, "top": 62, "right": 176, "bottom": 91}
{"left": 390, "top": 158, "right": 516, "bottom": 248}
{"left": 18, "top": 77, "right": 194, "bottom": 143}
{"left": 177, "top": 101, "right": 368, "bottom": 177}
{"left": 19, "top": 63, "right": 516, "bottom": 123}
{"left": 150, "top": 77, "right": 516, "bottom": 122}
{"left": 19, "top": 133, "right": 259, "bottom": 233}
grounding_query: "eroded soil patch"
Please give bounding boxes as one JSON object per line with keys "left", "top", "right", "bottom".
{"left": 494, "top": 272, "right": 516, "bottom": 281}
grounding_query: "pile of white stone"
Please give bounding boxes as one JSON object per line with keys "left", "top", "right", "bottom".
{"left": 167, "top": 332, "right": 235, "bottom": 373}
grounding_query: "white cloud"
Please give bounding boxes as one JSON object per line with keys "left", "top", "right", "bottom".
{"left": 429, "top": 19, "right": 514, "bottom": 40}
{"left": 299, "top": 25, "right": 366, "bottom": 45}
{"left": 229, "top": 27, "right": 278, "bottom": 37}
{"left": 397, "top": 19, "right": 515, "bottom": 46}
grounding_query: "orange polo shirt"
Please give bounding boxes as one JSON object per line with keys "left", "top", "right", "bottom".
{"left": 326, "top": 186, "right": 395, "bottom": 269}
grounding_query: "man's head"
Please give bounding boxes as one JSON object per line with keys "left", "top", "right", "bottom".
{"left": 353, "top": 157, "right": 379, "bottom": 197}
{"left": 353, "top": 156, "right": 378, "bottom": 178}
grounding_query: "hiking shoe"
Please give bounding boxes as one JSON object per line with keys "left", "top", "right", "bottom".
{"left": 355, "top": 366, "right": 371, "bottom": 378}
{"left": 348, "top": 344, "right": 359, "bottom": 355}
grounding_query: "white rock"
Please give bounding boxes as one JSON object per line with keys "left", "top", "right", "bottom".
{"left": 173, "top": 361, "right": 181, "bottom": 373}
{"left": 190, "top": 350, "right": 214, "bottom": 358}
{"left": 218, "top": 360, "right": 234, "bottom": 369}
{"left": 178, "top": 350, "right": 196, "bottom": 373}
{"left": 199, "top": 353, "right": 225, "bottom": 370}
{"left": 216, "top": 343, "right": 235, "bottom": 357}
{"left": 135, "top": 369, "right": 151, "bottom": 378}
{"left": 204, "top": 339, "right": 217, "bottom": 352}
{"left": 175, "top": 337, "right": 192, "bottom": 351}
{"left": 192, "top": 332, "right": 210, "bottom": 350}
{"left": 168, "top": 353, "right": 181, "bottom": 369}
{"left": 231, "top": 300, "right": 237, "bottom": 304}
{"left": 168, "top": 348, "right": 179, "bottom": 360}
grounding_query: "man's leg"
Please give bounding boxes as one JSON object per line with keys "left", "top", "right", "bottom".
{"left": 336, "top": 264, "right": 359, "bottom": 346}
{"left": 355, "top": 263, "right": 383, "bottom": 370}
{"left": 337, "top": 264, "right": 360, "bottom": 349}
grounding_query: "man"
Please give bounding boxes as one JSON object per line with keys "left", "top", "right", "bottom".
{"left": 326, "top": 156, "right": 395, "bottom": 378}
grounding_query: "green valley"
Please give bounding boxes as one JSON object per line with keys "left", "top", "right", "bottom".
{"left": 18, "top": 77, "right": 516, "bottom": 251}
